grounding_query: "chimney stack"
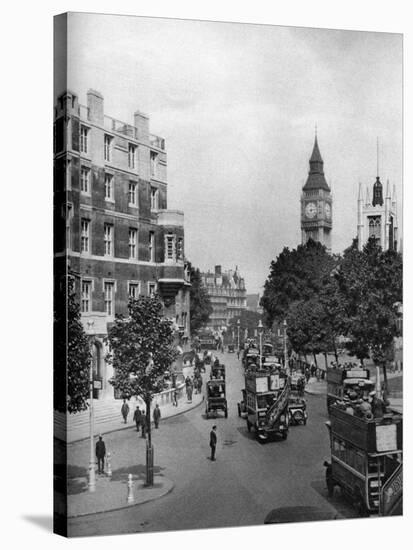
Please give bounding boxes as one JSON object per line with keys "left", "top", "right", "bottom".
{"left": 87, "top": 89, "right": 104, "bottom": 124}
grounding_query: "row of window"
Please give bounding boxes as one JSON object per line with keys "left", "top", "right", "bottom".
{"left": 81, "top": 280, "right": 157, "bottom": 315}
{"left": 77, "top": 218, "right": 183, "bottom": 262}
{"left": 175, "top": 312, "right": 188, "bottom": 330}
{"left": 80, "top": 220, "right": 154, "bottom": 260}
{"left": 80, "top": 167, "right": 159, "bottom": 209}
{"left": 80, "top": 125, "right": 159, "bottom": 177}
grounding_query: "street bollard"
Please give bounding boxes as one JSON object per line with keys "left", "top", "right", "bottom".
{"left": 127, "top": 473, "right": 134, "bottom": 504}
{"left": 106, "top": 452, "right": 112, "bottom": 478}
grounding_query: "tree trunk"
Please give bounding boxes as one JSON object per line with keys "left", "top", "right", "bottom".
{"left": 313, "top": 353, "right": 318, "bottom": 367}
{"left": 382, "top": 362, "right": 388, "bottom": 394}
{"left": 333, "top": 342, "right": 338, "bottom": 363}
{"left": 146, "top": 397, "right": 152, "bottom": 447}
{"left": 145, "top": 396, "right": 154, "bottom": 487}
{"left": 324, "top": 353, "right": 328, "bottom": 369}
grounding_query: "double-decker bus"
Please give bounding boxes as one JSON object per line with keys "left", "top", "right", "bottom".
{"left": 325, "top": 402, "right": 402, "bottom": 516}
{"left": 244, "top": 367, "right": 290, "bottom": 441}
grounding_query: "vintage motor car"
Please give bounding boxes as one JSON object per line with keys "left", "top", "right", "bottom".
{"left": 288, "top": 395, "right": 308, "bottom": 425}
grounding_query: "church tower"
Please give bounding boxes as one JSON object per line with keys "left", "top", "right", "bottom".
{"left": 357, "top": 176, "right": 399, "bottom": 251}
{"left": 301, "top": 134, "right": 332, "bottom": 252}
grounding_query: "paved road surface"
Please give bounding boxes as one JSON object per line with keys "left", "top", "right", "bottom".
{"left": 68, "top": 351, "right": 359, "bottom": 537}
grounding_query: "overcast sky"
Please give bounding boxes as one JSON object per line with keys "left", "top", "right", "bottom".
{"left": 63, "top": 13, "right": 402, "bottom": 294}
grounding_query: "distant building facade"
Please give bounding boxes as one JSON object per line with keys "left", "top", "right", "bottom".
{"left": 201, "top": 266, "right": 247, "bottom": 331}
{"left": 301, "top": 135, "right": 332, "bottom": 252}
{"left": 54, "top": 89, "right": 190, "bottom": 400}
{"left": 357, "top": 174, "right": 399, "bottom": 251}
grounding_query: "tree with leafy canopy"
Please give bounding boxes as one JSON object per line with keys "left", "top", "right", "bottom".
{"left": 334, "top": 238, "right": 402, "bottom": 388}
{"left": 261, "top": 239, "right": 337, "bottom": 327}
{"left": 54, "top": 275, "right": 91, "bottom": 413}
{"left": 188, "top": 262, "right": 212, "bottom": 335}
{"left": 107, "top": 295, "right": 179, "bottom": 449}
{"left": 286, "top": 298, "right": 336, "bottom": 366}
{"left": 318, "top": 265, "right": 350, "bottom": 363}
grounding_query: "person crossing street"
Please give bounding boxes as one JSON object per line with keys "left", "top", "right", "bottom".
{"left": 209, "top": 425, "right": 217, "bottom": 461}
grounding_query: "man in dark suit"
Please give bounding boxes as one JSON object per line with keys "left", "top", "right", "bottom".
{"left": 95, "top": 435, "right": 106, "bottom": 474}
{"left": 133, "top": 406, "right": 141, "bottom": 432}
{"left": 210, "top": 425, "right": 217, "bottom": 461}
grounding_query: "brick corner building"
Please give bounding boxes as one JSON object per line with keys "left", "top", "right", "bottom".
{"left": 54, "top": 89, "right": 190, "bottom": 400}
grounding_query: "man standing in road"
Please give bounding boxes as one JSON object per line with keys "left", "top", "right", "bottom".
{"left": 209, "top": 425, "right": 217, "bottom": 461}
{"left": 133, "top": 406, "right": 141, "bottom": 432}
{"left": 95, "top": 435, "right": 106, "bottom": 474}
{"left": 153, "top": 403, "right": 161, "bottom": 429}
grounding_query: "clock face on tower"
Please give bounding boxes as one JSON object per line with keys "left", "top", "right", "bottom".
{"left": 305, "top": 202, "right": 317, "bottom": 218}
{"left": 324, "top": 203, "right": 331, "bottom": 219}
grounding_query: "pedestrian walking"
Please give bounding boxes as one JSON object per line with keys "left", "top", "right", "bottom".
{"left": 209, "top": 425, "right": 217, "bottom": 461}
{"left": 95, "top": 435, "right": 106, "bottom": 474}
{"left": 297, "top": 376, "right": 304, "bottom": 397}
{"left": 197, "top": 376, "right": 203, "bottom": 394}
{"left": 153, "top": 403, "right": 161, "bottom": 429}
{"left": 133, "top": 406, "right": 141, "bottom": 432}
{"left": 172, "top": 387, "right": 178, "bottom": 407}
{"left": 141, "top": 411, "right": 147, "bottom": 438}
{"left": 186, "top": 378, "right": 193, "bottom": 402}
{"left": 121, "top": 399, "right": 130, "bottom": 424}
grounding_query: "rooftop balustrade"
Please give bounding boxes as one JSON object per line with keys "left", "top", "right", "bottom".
{"left": 103, "top": 115, "right": 138, "bottom": 139}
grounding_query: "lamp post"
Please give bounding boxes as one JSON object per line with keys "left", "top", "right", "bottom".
{"left": 237, "top": 319, "right": 240, "bottom": 353}
{"left": 258, "top": 319, "right": 263, "bottom": 369}
{"left": 87, "top": 320, "right": 96, "bottom": 493}
{"left": 283, "top": 319, "right": 289, "bottom": 373}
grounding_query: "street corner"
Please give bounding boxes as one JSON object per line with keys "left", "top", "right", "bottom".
{"left": 67, "top": 472, "right": 174, "bottom": 518}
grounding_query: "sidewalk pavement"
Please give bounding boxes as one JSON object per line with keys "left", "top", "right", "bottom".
{"left": 67, "top": 391, "right": 204, "bottom": 444}
{"left": 67, "top": 474, "right": 174, "bottom": 518}
{"left": 62, "top": 392, "right": 204, "bottom": 518}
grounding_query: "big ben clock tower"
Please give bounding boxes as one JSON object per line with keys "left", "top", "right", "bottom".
{"left": 301, "top": 134, "right": 332, "bottom": 252}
